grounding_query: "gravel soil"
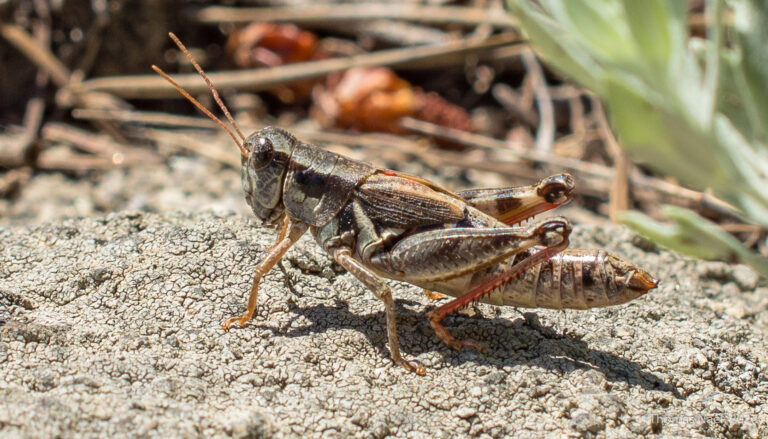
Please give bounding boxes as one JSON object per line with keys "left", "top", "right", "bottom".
{"left": 1, "top": 209, "right": 766, "bottom": 438}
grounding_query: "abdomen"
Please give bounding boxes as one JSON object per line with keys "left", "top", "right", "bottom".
{"left": 423, "top": 249, "right": 658, "bottom": 310}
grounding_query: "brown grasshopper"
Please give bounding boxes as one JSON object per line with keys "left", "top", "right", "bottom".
{"left": 153, "top": 33, "right": 659, "bottom": 375}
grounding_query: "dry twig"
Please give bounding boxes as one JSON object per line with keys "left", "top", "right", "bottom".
{"left": 74, "top": 34, "right": 521, "bottom": 99}
{"left": 521, "top": 48, "right": 554, "bottom": 152}
{"left": 73, "top": 108, "right": 219, "bottom": 130}
{"left": 0, "top": 99, "right": 45, "bottom": 167}
{"left": 491, "top": 83, "right": 538, "bottom": 129}
{"left": 0, "top": 168, "right": 32, "bottom": 198}
{"left": 144, "top": 129, "right": 241, "bottom": 168}
{"left": 0, "top": 23, "right": 70, "bottom": 87}
{"left": 40, "top": 123, "right": 162, "bottom": 169}
{"left": 71, "top": 103, "right": 745, "bottom": 223}
{"left": 1, "top": 22, "right": 130, "bottom": 147}
{"left": 398, "top": 117, "right": 742, "bottom": 220}
{"left": 593, "top": 99, "right": 630, "bottom": 221}
{"left": 195, "top": 4, "right": 517, "bottom": 29}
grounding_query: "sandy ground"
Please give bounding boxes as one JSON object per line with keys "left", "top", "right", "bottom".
{"left": 1, "top": 143, "right": 767, "bottom": 438}
{"left": 1, "top": 206, "right": 766, "bottom": 438}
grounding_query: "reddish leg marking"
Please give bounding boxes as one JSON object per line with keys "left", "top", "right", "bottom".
{"left": 426, "top": 239, "right": 569, "bottom": 352}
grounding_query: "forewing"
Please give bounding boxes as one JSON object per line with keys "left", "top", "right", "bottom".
{"left": 356, "top": 173, "right": 465, "bottom": 229}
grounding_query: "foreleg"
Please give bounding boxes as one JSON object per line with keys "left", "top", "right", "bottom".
{"left": 222, "top": 217, "right": 309, "bottom": 329}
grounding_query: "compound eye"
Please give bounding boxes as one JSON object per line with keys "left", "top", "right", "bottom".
{"left": 543, "top": 184, "right": 565, "bottom": 203}
{"left": 249, "top": 136, "right": 274, "bottom": 170}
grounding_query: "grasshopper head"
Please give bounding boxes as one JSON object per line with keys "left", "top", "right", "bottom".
{"left": 241, "top": 127, "right": 298, "bottom": 227}
{"left": 152, "top": 36, "right": 300, "bottom": 228}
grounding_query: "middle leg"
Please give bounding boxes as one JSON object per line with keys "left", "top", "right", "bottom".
{"left": 332, "top": 248, "right": 426, "bottom": 375}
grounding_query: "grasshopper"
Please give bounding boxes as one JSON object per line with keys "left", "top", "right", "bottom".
{"left": 153, "top": 34, "right": 658, "bottom": 375}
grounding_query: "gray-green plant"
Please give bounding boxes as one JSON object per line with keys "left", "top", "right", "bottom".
{"left": 507, "top": 0, "right": 768, "bottom": 276}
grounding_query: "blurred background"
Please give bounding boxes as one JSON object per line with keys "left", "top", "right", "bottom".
{"left": 1, "top": 0, "right": 766, "bottom": 277}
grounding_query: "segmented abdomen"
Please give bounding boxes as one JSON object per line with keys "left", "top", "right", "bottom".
{"left": 480, "top": 249, "right": 648, "bottom": 309}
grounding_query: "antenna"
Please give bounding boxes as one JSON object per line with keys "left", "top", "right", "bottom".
{"left": 168, "top": 33, "right": 246, "bottom": 142}
{"left": 152, "top": 33, "right": 249, "bottom": 161}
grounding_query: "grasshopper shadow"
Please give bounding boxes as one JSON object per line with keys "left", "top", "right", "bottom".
{"left": 255, "top": 298, "right": 678, "bottom": 396}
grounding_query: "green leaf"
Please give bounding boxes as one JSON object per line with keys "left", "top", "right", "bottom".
{"left": 620, "top": 207, "right": 768, "bottom": 277}
{"left": 554, "top": 0, "right": 636, "bottom": 64}
{"left": 509, "top": 0, "right": 768, "bottom": 277}
{"left": 507, "top": 0, "right": 604, "bottom": 92}
{"left": 619, "top": 210, "right": 723, "bottom": 259}
{"left": 622, "top": 0, "right": 686, "bottom": 72}
{"left": 712, "top": 114, "right": 768, "bottom": 223}
{"left": 716, "top": 50, "right": 757, "bottom": 138}
{"left": 603, "top": 75, "right": 722, "bottom": 189}
{"left": 732, "top": 0, "right": 768, "bottom": 141}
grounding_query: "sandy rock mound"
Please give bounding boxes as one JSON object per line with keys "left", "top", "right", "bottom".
{"left": 1, "top": 211, "right": 765, "bottom": 438}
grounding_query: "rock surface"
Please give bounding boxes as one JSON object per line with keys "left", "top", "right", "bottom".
{"left": 1, "top": 211, "right": 766, "bottom": 438}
